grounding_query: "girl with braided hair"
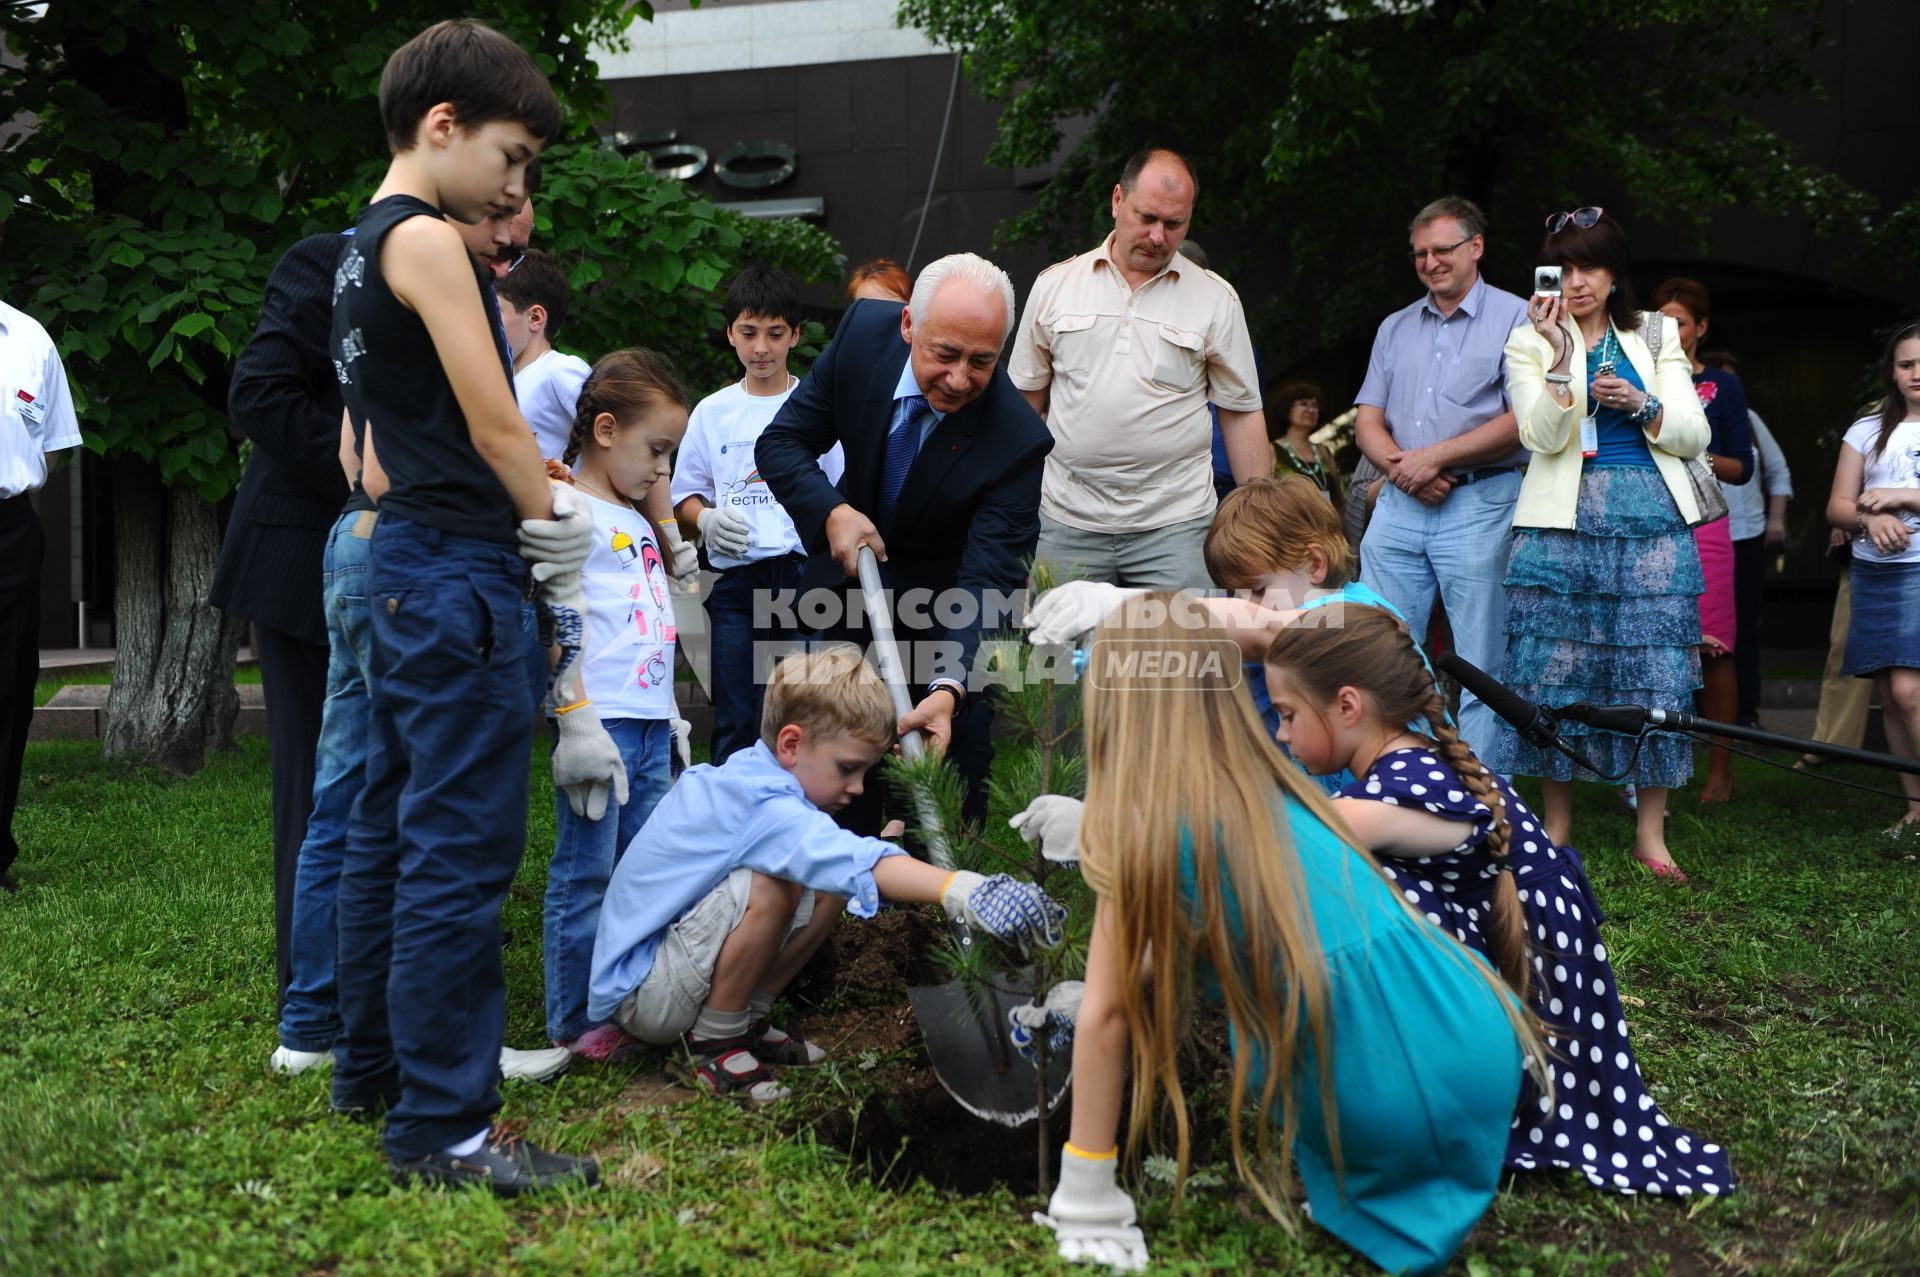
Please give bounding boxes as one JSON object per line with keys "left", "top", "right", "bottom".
{"left": 1263, "top": 602, "right": 1735, "bottom": 1198}
{"left": 540, "top": 347, "right": 690, "bottom": 1063}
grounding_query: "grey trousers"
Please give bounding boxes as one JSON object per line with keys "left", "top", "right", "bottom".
{"left": 1034, "top": 513, "right": 1215, "bottom": 590}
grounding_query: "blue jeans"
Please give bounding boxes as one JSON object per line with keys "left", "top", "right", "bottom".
{"left": 705, "top": 555, "right": 804, "bottom": 764}
{"left": 332, "top": 516, "right": 534, "bottom": 1159}
{"left": 543, "top": 716, "right": 673, "bottom": 1042}
{"left": 1358, "top": 471, "right": 1519, "bottom": 761}
{"left": 278, "top": 511, "right": 376, "bottom": 1053}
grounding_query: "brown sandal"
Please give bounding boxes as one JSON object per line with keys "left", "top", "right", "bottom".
{"left": 750, "top": 1019, "right": 826, "bottom": 1066}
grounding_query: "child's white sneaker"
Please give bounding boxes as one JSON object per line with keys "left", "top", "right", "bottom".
{"left": 270, "top": 1045, "right": 332, "bottom": 1076}
{"left": 500, "top": 1045, "right": 572, "bottom": 1083}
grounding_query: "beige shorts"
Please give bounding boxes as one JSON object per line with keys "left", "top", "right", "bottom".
{"left": 612, "top": 868, "right": 817, "bottom": 1044}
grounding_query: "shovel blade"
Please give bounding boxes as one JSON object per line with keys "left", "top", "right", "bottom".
{"left": 908, "top": 980, "right": 1072, "bottom": 1127}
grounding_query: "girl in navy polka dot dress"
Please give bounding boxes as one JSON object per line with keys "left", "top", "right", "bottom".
{"left": 1264, "top": 602, "right": 1735, "bottom": 1199}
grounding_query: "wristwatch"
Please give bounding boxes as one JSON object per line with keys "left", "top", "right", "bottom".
{"left": 927, "top": 679, "right": 964, "bottom": 706}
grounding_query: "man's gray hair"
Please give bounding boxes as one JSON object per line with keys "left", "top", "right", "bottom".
{"left": 1409, "top": 196, "right": 1487, "bottom": 241}
{"left": 910, "top": 252, "right": 1016, "bottom": 342}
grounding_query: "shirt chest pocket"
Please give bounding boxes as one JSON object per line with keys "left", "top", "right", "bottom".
{"left": 5, "top": 386, "right": 45, "bottom": 449}
{"left": 1149, "top": 325, "right": 1206, "bottom": 391}
{"left": 1440, "top": 356, "right": 1496, "bottom": 408}
{"left": 1046, "top": 312, "right": 1099, "bottom": 372}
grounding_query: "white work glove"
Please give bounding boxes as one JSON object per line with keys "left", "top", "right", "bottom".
{"left": 1010, "top": 794, "right": 1085, "bottom": 868}
{"left": 940, "top": 870, "right": 1067, "bottom": 951}
{"left": 1009, "top": 980, "right": 1085, "bottom": 1063}
{"left": 1025, "top": 581, "right": 1146, "bottom": 648}
{"left": 1034, "top": 1146, "right": 1148, "bottom": 1272}
{"left": 670, "top": 715, "right": 693, "bottom": 773}
{"left": 661, "top": 519, "right": 699, "bottom": 584}
{"left": 551, "top": 706, "right": 629, "bottom": 822}
{"left": 696, "top": 505, "right": 753, "bottom": 560}
{"left": 518, "top": 483, "right": 594, "bottom": 583}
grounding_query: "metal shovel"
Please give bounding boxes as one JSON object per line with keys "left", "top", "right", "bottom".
{"left": 856, "top": 547, "right": 1070, "bottom": 1127}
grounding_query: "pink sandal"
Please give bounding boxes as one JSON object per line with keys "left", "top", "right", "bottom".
{"left": 1631, "top": 848, "right": 1689, "bottom": 884}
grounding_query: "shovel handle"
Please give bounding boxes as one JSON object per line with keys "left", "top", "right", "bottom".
{"left": 857, "top": 546, "right": 956, "bottom": 871}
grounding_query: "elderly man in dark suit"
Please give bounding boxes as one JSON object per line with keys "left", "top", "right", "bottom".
{"left": 756, "top": 252, "right": 1050, "bottom": 826}
{"left": 211, "top": 232, "right": 351, "bottom": 1016}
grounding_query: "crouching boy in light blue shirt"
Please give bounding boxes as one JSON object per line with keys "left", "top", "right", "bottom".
{"left": 590, "top": 645, "right": 1064, "bottom": 1101}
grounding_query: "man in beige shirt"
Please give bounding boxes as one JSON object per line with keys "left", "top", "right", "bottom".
{"left": 1009, "top": 148, "right": 1269, "bottom": 589}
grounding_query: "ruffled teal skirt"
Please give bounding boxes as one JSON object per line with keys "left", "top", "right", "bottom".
{"left": 1490, "top": 466, "right": 1702, "bottom": 787}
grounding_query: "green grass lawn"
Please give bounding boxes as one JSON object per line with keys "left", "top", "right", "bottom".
{"left": 2, "top": 737, "right": 1915, "bottom": 1275}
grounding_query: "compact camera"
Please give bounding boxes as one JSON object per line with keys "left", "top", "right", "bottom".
{"left": 1534, "top": 265, "right": 1563, "bottom": 297}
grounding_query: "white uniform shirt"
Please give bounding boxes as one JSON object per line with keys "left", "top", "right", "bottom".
{"left": 577, "top": 488, "right": 677, "bottom": 719}
{"left": 670, "top": 378, "right": 845, "bottom": 571}
{"left": 515, "top": 347, "right": 592, "bottom": 461}
{"left": 1843, "top": 415, "right": 1920, "bottom": 566}
{"left": 2, "top": 300, "right": 84, "bottom": 498}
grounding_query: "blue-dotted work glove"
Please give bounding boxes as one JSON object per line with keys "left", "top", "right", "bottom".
{"left": 940, "top": 871, "right": 1067, "bottom": 951}
{"left": 1009, "top": 980, "right": 1085, "bottom": 1063}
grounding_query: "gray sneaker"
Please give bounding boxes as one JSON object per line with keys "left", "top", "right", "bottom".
{"left": 500, "top": 1044, "right": 571, "bottom": 1083}
{"left": 391, "top": 1124, "right": 600, "bottom": 1198}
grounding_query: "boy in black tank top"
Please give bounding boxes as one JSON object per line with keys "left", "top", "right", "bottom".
{"left": 327, "top": 19, "right": 621, "bottom": 1197}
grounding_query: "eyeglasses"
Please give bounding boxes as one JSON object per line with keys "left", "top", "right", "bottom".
{"left": 501, "top": 248, "right": 528, "bottom": 273}
{"left": 1545, "top": 207, "right": 1604, "bottom": 234}
{"left": 1409, "top": 237, "right": 1470, "bottom": 263}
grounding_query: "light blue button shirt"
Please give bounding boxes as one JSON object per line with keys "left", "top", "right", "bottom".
{"left": 893, "top": 355, "right": 946, "bottom": 452}
{"left": 1354, "top": 276, "right": 1530, "bottom": 462}
{"left": 588, "top": 741, "right": 903, "bottom": 1020}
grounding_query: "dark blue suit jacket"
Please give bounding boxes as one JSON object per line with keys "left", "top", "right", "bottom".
{"left": 209, "top": 233, "right": 351, "bottom": 645}
{"left": 756, "top": 300, "right": 1051, "bottom": 680}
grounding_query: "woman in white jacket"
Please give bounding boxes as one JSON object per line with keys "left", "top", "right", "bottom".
{"left": 1491, "top": 209, "right": 1710, "bottom": 881}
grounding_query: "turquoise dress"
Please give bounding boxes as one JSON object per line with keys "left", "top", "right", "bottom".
{"left": 1181, "top": 790, "right": 1524, "bottom": 1275}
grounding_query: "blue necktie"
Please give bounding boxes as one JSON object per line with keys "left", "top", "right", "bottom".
{"left": 881, "top": 394, "right": 932, "bottom": 518}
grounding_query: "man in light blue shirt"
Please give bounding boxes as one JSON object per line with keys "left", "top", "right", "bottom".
{"left": 1353, "top": 196, "right": 1530, "bottom": 758}
{"left": 588, "top": 647, "right": 1063, "bottom": 1100}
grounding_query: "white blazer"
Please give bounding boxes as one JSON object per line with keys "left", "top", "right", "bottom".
{"left": 1505, "top": 312, "right": 1710, "bottom": 530}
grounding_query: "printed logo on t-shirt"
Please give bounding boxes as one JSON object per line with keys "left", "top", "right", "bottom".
{"left": 1693, "top": 380, "right": 1719, "bottom": 407}
{"left": 722, "top": 465, "right": 782, "bottom": 512}
{"left": 604, "top": 525, "right": 676, "bottom": 693}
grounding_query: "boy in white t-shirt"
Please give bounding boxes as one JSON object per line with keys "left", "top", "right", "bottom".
{"left": 673, "top": 267, "right": 845, "bottom": 763}
{"left": 497, "top": 249, "right": 591, "bottom": 462}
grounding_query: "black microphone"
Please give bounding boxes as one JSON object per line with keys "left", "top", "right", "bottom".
{"left": 1556, "top": 703, "right": 1699, "bottom": 734}
{"left": 1434, "top": 651, "right": 1559, "bottom": 747}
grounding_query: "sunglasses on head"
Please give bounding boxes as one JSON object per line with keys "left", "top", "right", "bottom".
{"left": 501, "top": 248, "right": 528, "bottom": 273}
{"left": 1545, "top": 207, "right": 1604, "bottom": 234}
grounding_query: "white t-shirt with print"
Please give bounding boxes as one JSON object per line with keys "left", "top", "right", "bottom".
{"left": 517, "top": 347, "right": 592, "bottom": 461}
{"left": 1843, "top": 415, "right": 1920, "bottom": 566}
{"left": 576, "top": 487, "right": 676, "bottom": 720}
{"left": 670, "top": 378, "right": 845, "bottom": 571}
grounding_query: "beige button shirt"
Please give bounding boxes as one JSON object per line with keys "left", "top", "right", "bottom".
{"left": 1010, "top": 234, "right": 1260, "bottom": 532}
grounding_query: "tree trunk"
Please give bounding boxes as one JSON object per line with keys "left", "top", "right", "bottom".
{"left": 102, "top": 458, "right": 244, "bottom": 774}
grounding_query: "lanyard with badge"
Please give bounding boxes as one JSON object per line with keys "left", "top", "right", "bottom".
{"left": 1578, "top": 327, "right": 1619, "bottom": 460}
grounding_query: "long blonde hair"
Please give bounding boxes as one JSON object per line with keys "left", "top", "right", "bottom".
{"left": 1080, "top": 595, "right": 1542, "bottom": 1224}
{"left": 1080, "top": 595, "right": 1352, "bottom": 1226}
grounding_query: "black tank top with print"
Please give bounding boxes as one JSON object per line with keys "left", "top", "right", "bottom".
{"left": 330, "top": 193, "right": 518, "bottom": 544}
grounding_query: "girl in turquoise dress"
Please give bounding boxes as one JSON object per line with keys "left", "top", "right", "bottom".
{"left": 1034, "top": 596, "right": 1543, "bottom": 1276}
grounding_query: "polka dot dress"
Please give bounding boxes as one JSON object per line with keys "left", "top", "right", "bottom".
{"left": 1341, "top": 748, "right": 1735, "bottom": 1197}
